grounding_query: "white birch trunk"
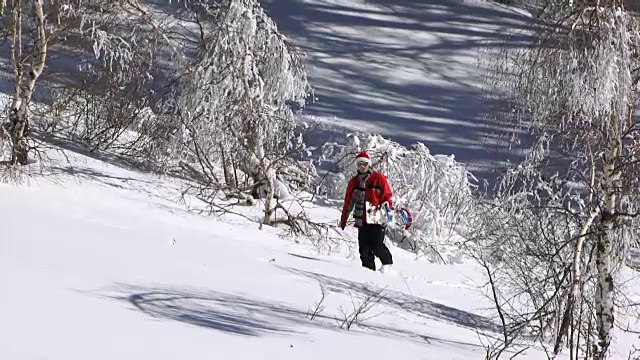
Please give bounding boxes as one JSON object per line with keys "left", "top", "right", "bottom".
{"left": 262, "top": 158, "right": 276, "bottom": 226}
{"left": 553, "top": 207, "right": 600, "bottom": 353}
{"left": 252, "top": 137, "right": 275, "bottom": 226}
{"left": 9, "top": 0, "right": 22, "bottom": 117}
{"left": 10, "top": 0, "right": 47, "bottom": 165}
{"left": 554, "top": 152, "right": 599, "bottom": 354}
{"left": 593, "top": 138, "right": 620, "bottom": 359}
{"left": 237, "top": 147, "right": 276, "bottom": 225}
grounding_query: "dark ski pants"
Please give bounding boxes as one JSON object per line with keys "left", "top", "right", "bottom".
{"left": 358, "top": 224, "right": 393, "bottom": 271}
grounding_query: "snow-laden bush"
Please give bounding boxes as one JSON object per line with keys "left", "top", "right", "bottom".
{"left": 464, "top": 190, "right": 581, "bottom": 342}
{"left": 319, "top": 133, "right": 479, "bottom": 262}
{"left": 157, "top": 0, "right": 313, "bottom": 226}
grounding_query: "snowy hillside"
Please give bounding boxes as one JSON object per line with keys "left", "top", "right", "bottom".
{"left": 2, "top": 0, "right": 640, "bottom": 359}
{"left": 3, "top": 144, "right": 639, "bottom": 359}
{"left": 0, "top": 147, "right": 576, "bottom": 360}
{"left": 262, "top": 0, "right": 533, "bottom": 178}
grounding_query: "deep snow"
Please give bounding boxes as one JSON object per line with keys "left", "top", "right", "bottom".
{"left": 0, "top": 147, "right": 558, "bottom": 360}
{"left": 2, "top": 1, "right": 640, "bottom": 359}
{"left": 2, "top": 142, "right": 639, "bottom": 359}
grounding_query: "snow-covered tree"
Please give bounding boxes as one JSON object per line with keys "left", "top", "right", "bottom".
{"left": 482, "top": 1, "right": 640, "bottom": 357}
{"left": 0, "top": 0, "right": 316, "bottom": 233}
{"left": 2, "top": 0, "right": 47, "bottom": 165}
{"left": 161, "top": 0, "right": 311, "bottom": 225}
{"left": 0, "top": 0, "right": 168, "bottom": 165}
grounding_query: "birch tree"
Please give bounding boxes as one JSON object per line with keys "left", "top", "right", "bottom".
{"left": 0, "top": 0, "right": 313, "bottom": 231}
{"left": 3, "top": 0, "right": 46, "bottom": 165}
{"left": 165, "top": 0, "right": 310, "bottom": 225}
{"left": 0, "top": 0, "right": 165, "bottom": 165}
{"left": 482, "top": 1, "right": 640, "bottom": 358}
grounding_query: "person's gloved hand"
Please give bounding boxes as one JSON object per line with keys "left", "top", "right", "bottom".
{"left": 338, "top": 218, "right": 346, "bottom": 230}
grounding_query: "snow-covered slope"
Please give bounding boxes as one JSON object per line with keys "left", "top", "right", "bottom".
{"left": 1, "top": 147, "right": 570, "bottom": 360}
{"left": 3, "top": 1, "right": 640, "bottom": 359}
{"left": 262, "top": 0, "right": 533, "bottom": 178}
{"left": 4, "top": 144, "right": 638, "bottom": 360}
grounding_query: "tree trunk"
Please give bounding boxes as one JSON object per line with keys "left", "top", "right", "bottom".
{"left": 8, "top": 0, "right": 23, "bottom": 164}
{"left": 9, "top": 0, "right": 47, "bottom": 165}
{"left": 262, "top": 165, "right": 276, "bottom": 226}
{"left": 8, "top": 0, "right": 22, "bottom": 122}
{"left": 253, "top": 143, "right": 275, "bottom": 226}
{"left": 592, "top": 139, "right": 620, "bottom": 360}
{"left": 236, "top": 143, "right": 276, "bottom": 226}
{"left": 594, "top": 224, "right": 615, "bottom": 359}
{"left": 553, "top": 208, "right": 599, "bottom": 354}
{"left": 220, "top": 145, "right": 237, "bottom": 188}
{"left": 554, "top": 152, "right": 600, "bottom": 354}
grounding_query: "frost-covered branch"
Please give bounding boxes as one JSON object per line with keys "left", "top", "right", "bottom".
{"left": 161, "top": 0, "right": 311, "bottom": 227}
{"left": 482, "top": 2, "right": 640, "bottom": 357}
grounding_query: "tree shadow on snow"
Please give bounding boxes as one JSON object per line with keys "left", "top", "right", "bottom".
{"left": 275, "top": 265, "right": 500, "bottom": 334}
{"left": 100, "top": 282, "right": 490, "bottom": 349}
{"left": 29, "top": 131, "right": 163, "bottom": 175}
{"left": 261, "top": 0, "right": 536, "bottom": 183}
{"left": 105, "top": 284, "right": 303, "bottom": 337}
{"left": 48, "top": 164, "right": 154, "bottom": 191}
{"left": 46, "top": 163, "right": 197, "bottom": 217}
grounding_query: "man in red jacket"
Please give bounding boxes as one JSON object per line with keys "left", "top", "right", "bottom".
{"left": 339, "top": 151, "right": 394, "bottom": 272}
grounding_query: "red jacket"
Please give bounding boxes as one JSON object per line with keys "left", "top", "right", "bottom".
{"left": 340, "top": 170, "right": 393, "bottom": 227}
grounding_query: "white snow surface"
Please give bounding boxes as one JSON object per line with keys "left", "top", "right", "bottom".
{"left": 2, "top": 150, "right": 492, "bottom": 360}
{"left": 1, "top": 147, "right": 638, "bottom": 359}
{"left": 2, "top": 1, "right": 640, "bottom": 359}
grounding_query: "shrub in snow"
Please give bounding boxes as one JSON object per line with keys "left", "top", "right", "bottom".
{"left": 159, "top": 0, "right": 312, "bottom": 226}
{"left": 0, "top": 0, "right": 187, "bottom": 166}
{"left": 318, "top": 133, "right": 478, "bottom": 262}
